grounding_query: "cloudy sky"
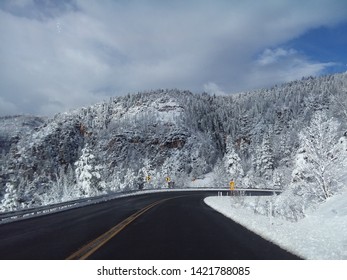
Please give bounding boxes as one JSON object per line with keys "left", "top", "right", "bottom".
{"left": 1, "top": 0, "right": 347, "bottom": 116}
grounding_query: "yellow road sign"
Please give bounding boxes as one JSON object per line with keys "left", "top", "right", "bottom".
{"left": 146, "top": 176, "right": 151, "bottom": 182}
{"left": 165, "top": 177, "right": 171, "bottom": 182}
{"left": 229, "top": 181, "right": 235, "bottom": 191}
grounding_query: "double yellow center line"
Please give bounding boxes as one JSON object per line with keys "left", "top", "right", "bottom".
{"left": 66, "top": 197, "right": 175, "bottom": 260}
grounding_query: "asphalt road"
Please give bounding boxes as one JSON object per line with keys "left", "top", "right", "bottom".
{"left": 0, "top": 191, "right": 300, "bottom": 260}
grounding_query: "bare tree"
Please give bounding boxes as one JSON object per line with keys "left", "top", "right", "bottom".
{"left": 292, "top": 111, "right": 343, "bottom": 203}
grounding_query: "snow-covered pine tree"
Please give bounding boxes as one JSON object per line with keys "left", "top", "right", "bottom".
{"left": 255, "top": 133, "right": 274, "bottom": 179}
{"left": 0, "top": 182, "right": 20, "bottom": 212}
{"left": 74, "top": 145, "right": 104, "bottom": 197}
{"left": 224, "top": 136, "right": 244, "bottom": 183}
{"left": 136, "top": 169, "right": 145, "bottom": 190}
{"left": 122, "top": 168, "right": 136, "bottom": 190}
{"left": 329, "top": 73, "right": 347, "bottom": 119}
{"left": 212, "top": 158, "right": 229, "bottom": 188}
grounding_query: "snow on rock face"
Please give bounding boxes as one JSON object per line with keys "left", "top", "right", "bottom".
{"left": 0, "top": 115, "right": 45, "bottom": 154}
{"left": 0, "top": 89, "right": 219, "bottom": 208}
{"left": 116, "top": 97, "right": 184, "bottom": 126}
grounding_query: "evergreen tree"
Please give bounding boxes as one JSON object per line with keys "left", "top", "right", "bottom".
{"left": 255, "top": 133, "right": 274, "bottom": 179}
{"left": 75, "top": 145, "right": 104, "bottom": 197}
{"left": 123, "top": 168, "right": 136, "bottom": 190}
{"left": 224, "top": 136, "right": 244, "bottom": 183}
{"left": 212, "top": 158, "right": 229, "bottom": 188}
{"left": 0, "top": 183, "right": 20, "bottom": 212}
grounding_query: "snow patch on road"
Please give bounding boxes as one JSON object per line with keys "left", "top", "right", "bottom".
{"left": 205, "top": 191, "right": 347, "bottom": 259}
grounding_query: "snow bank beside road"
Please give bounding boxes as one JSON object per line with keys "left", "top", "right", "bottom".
{"left": 205, "top": 192, "right": 347, "bottom": 259}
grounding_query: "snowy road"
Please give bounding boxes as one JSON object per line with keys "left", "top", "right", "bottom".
{"left": 0, "top": 191, "right": 299, "bottom": 260}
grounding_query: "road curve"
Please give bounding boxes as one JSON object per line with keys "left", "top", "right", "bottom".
{"left": 0, "top": 191, "right": 300, "bottom": 260}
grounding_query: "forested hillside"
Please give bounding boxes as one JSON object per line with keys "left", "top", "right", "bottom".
{"left": 1, "top": 73, "right": 347, "bottom": 220}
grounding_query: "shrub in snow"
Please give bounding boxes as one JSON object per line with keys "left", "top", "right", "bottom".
{"left": 272, "top": 186, "right": 306, "bottom": 221}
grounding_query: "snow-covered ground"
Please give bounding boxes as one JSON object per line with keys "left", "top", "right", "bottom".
{"left": 187, "top": 172, "right": 215, "bottom": 188}
{"left": 205, "top": 190, "right": 347, "bottom": 259}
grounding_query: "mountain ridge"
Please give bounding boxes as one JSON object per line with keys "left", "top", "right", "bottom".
{"left": 1, "top": 73, "right": 347, "bottom": 220}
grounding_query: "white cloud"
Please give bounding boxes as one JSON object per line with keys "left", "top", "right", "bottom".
{"left": 203, "top": 82, "right": 227, "bottom": 96}
{"left": 0, "top": 0, "right": 346, "bottom": 115}
{"left": 245, "top": 47, "right": 337, "bottom": 89}
{"left": 257, "top": 48, "right": 298, "bottom": 66}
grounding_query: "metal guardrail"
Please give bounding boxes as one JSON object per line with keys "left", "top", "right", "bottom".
{"left": 0, "top": 197, "right": 90, "bottom": 224}
{"left": 0, "top": 190, "right": 137, "bottom": 224}
{"left": 0, "top": 187, "right": 281, "bottom": 224}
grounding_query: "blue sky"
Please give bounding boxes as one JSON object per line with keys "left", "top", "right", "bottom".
{"left": 0, "top": 0, "right": 346, "bottom": 116}
{"left": 288, "top": 23, "right": 347, "bottom": 74}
